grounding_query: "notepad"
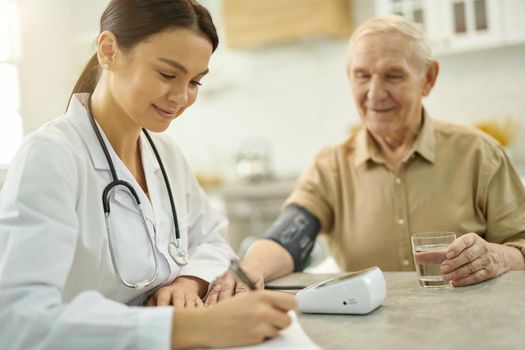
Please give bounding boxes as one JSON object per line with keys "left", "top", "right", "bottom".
{"left": 209, "top": 311, "right": 320, "bottom": 350}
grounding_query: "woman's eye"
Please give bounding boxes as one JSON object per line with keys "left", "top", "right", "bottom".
{"left": 159, "top": 72, "right": 175, "bottom": 80}
{"left": 190, "top": 80, "right": 202, "bottom": 87}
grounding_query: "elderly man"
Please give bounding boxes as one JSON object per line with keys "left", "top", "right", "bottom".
{"left": 206, "top": 15, "right": 525, "bottom": 304}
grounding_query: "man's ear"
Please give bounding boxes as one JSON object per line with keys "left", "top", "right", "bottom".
{"left": 422, "top": 60, "right": 439, "bottom": 97}
{"left": 96, "top": 30, "right": 118, "bottom": 69}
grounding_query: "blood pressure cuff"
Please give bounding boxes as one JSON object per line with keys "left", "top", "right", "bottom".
{"left": 264, "top": 205, "right": 321, "bottom": 272}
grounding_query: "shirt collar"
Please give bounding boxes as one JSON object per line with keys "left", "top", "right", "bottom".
{"left": 412, "top": 109, "right": 436, "bottom": 164}
{"left": 353, "top": 108, "right": 436, "bottom": 167}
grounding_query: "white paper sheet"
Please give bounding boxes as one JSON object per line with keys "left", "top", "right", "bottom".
{"left": 199, "top": 311, "right": 320, "bottom": 350}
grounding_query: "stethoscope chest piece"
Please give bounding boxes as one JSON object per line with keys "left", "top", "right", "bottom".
{"left": 169, "top": 241, "right": 189, "bottom": 266}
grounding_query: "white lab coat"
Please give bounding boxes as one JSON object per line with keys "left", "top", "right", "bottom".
{"left": 0, "top": 94, "right": 234, "bottom": 350}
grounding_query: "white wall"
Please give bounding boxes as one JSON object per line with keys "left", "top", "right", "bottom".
{"left": 12, "top": 0, "right": 525, "bottom": 185}
{"left": 16, "top": 0, "right": 107, "bottom": 133}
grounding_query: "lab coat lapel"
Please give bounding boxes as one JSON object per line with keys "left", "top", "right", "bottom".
{"left": 137, "top": 135, "right": 159, "bottom": 227}
{"left": 141, "top": 135, "right": 172, "bottom": 232}
{"left": 141, "top": 135, "right": 186, "bottom": 276}
{"left": 67, "top": 93, "right": 112, "bottom": 172}
{"left": 66, "top": 94, "right": 146, "bottom": 215}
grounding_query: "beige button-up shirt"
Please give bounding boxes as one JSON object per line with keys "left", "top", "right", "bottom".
{"left": 285, "top": 113, "right": 525, "bottom": 271}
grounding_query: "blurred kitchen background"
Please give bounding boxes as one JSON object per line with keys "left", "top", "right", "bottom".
{"left": 1, "top": 0, "right": 525, "bottom": 264}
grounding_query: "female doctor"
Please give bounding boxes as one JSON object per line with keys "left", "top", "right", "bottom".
{"left": 0, "top": 0, "right": 296, "bottom": 349}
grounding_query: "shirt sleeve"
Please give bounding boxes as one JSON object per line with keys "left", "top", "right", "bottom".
{"left": 482, "top": 143, "right": 525, "bottom": 257}
{"left": 284, "top": 147, "right": 336, "bottom": 233}
{"left": 0, "top": 134, "right": 172, "bottom": 350}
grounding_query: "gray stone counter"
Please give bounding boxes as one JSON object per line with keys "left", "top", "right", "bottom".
{"left": 269, "top": 271, "right": 525, "bottom": 350}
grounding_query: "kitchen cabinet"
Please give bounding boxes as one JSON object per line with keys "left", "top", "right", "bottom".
{"left": 222, "top": 0, "right": 352, "bottom": 48}
{"left": 374, "top": 0, "right": 525, "bottom": 55}
{"left": 500, "top": 0, "right": 525, "bottom": 44}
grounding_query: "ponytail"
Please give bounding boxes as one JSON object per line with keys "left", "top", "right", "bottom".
{"left": 67, "top": 53, "right": 100, "bottom": 108}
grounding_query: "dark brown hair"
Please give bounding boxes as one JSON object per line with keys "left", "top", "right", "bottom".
{"left": 69, "top": 0, "right": 218, "bottom": 103}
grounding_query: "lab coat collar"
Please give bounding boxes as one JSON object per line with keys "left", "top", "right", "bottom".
{"left": 66, "top": 93, "right": 115, "bottom": 172}
{"left": 66, "top": 93, "right": 162, "bottom": 173}
{"left": 66, "top": 93, "right": 162, "bottom": 221}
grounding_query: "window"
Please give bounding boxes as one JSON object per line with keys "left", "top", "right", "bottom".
{"left": 0, "top": 0, "right": 23, "bottom": 167}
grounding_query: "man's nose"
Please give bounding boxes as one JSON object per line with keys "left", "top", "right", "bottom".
{"left": 367, "top": 77, "right": 388, "bottom": 103}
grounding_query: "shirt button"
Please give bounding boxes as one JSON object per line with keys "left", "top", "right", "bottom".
{"left": 395, "top": 177, "right": 401, "bottom": 184}
{"left": 402, "top": 259, "right": 410, "bottom": 266}
{"left": 398, "top": 218, "right": 405, "bottom": 225}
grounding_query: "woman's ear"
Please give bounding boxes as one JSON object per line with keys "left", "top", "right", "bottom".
{"left": 422, "top": 60, "right": 439, "bottom": 97}
{"left": 96, "top": 30, "right": 118, "bottom": 69}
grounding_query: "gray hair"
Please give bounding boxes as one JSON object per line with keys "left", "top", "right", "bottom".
{"left": 348, "top": 15, "right": 433, "bottom": 67}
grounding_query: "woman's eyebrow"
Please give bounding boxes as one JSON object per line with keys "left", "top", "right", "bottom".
{"left": 157, "top": 58, "right": 209, "bottom": 76}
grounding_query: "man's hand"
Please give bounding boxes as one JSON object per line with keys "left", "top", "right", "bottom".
{"left": 440, "top": 233, "right": 517, "bottom": 286}
{"left": 146, "top": 275, "right": 208, "bottom": 309}
{"left": 204, "top": 264, "right": 264, "bottom": 306}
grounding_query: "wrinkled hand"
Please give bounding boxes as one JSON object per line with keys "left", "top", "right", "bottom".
{"left": 440, "top": 233, "right": 511, "bottom": 286}
{"left": 146, "top": 276, "right": 206, "bottom": 309}
{"left": 204, "top": 264, "right": 264, "bottom": 306}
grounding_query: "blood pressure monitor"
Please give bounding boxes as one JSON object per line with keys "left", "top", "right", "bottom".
{"left": 297, "top": 266, "right": 386, "bottom": 314}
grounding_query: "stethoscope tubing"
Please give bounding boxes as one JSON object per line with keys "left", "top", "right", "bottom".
{"left": 85, "top": 94, "right": 188, "bottom": 288}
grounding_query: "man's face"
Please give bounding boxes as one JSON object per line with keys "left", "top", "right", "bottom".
{"left": 347, "top": 33, "right": 432, "bottom": 139}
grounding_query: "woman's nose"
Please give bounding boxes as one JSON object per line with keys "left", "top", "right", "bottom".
{"left": 167, "top": 84, "right": 189, "bottom": 106}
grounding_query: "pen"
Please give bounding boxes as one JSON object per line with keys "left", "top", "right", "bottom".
{"left": 229, "top": 258, "right": 257, "bottom": 290}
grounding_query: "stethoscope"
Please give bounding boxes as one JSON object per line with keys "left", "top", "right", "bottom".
{"left": 86, "top": 94, "right": 189, "bottom": 289}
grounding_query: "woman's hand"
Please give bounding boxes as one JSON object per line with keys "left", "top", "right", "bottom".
{"left": 204, "top": 263, "right": 264, "bottom": 306}
{"left": 171, "top": 290, "right": 298, "bottom": 349}
{"left": 146, "top": 275, "right": 208, "bottom": 309}
{"left": 440, "top": 233, "right": 523, "bottom": 286}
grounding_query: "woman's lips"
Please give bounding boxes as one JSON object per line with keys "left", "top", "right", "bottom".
{"left": 153, "top": 104, "right": 176, "bottom": 120}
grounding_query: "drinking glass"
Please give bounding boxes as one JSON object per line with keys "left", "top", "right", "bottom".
{"left": 411, "top": 231, "right": 457, "bottom": 288}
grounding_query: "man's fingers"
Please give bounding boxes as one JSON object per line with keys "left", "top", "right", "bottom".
{"left": 204, "top": 288, "right": 220, "bottom": 306}
{"left": 446, "top": 233, "right": 478, "bottom": 259}
{"left": 450, "top": 268, "right": 490, "bottom": 287}
{"left": 442, "top": 244, "right": 483, "bottom": 272}
{"left": 443, "top": 257, "right": 484, "bottom": 281}
{"left": 234, "top": 282, "right": 251, "bottom": 295}
{"left": 254, "top": 276, "right": 265, "bottom": 290}
{"left": 217, "top": 275, "right": 237, "bottom": 302}
{"left": 205, "top": 276, "right": 234, "bottom": 305}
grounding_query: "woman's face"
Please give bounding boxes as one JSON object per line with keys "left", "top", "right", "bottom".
{"left": 109, "top": 28, "right": 213, "bottom": 132}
